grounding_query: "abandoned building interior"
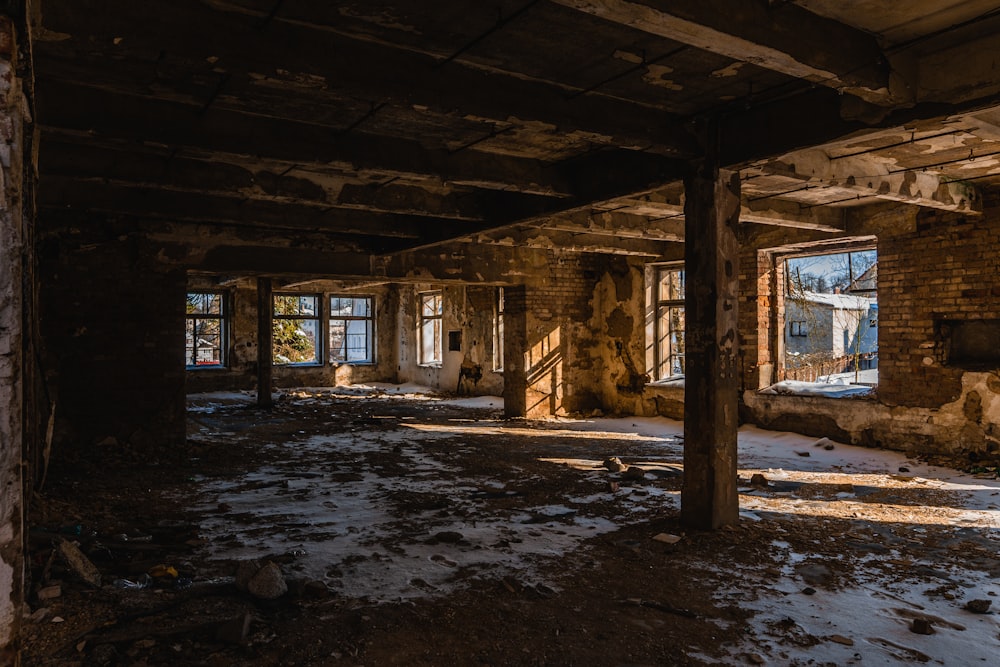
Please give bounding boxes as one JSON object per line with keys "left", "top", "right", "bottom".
{"left": 5, "top": 0, "right": 1000, "bottom": 663}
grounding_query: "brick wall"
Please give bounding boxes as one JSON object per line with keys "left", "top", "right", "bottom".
{"left": 878, "top": 201, "right": 1000, "bottom": 407}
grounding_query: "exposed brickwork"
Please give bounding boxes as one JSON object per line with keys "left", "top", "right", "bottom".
{"left": 878, "top": 202, "right": 1000, "bottom": 407}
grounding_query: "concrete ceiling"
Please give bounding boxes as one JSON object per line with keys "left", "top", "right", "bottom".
{"left": 30, "top": 0, "right": 1000, "bottom": 260}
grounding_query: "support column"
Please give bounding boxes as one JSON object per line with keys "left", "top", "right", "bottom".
{"left": 681, "top": 131, "right": 741, "bottom": 530}
{"left": 502, "top": 285, "right": 527, "bottom": 418}
{"left": 257, "top": 277, "right": 273, "bottom": 408}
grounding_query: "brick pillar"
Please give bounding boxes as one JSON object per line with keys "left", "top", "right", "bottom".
{"left": 681, "top": 144, "right": 741, "bottom": 530}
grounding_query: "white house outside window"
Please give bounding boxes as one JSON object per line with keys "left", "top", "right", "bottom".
{"left": 273, "top": 294, "right": 320, "bottom": 365}
{"left": 654, "top": 266, "right": 685, "bottom": 380}
{"left": 186, "top": 291, "right": 225, "bottom": 368}
{"left": 330, "top": 296, "right": 374, "bottom": 363}
{"left": 419, "top": 291, "right": 443, "bottom": 365}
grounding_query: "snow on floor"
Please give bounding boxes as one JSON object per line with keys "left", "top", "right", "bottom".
{"left": 187, "top": 385, "right": 1000, "bottom": 663}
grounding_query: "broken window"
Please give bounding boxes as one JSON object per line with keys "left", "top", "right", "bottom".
{"left": 273, "top": 294, "right": 320, "bottom": 365}
{"left": 494, "top": 287, "right": 504, "bottom": 372}
{"left": 654, "top": 265, "right": 685, "bottom": 380}
{"left": 782, "top": 248, "right": 877, "bottom": 387}
{"left": 330, "top": 296, "right": 374, "bottom": 363}
{"left": 185, "top": 291, "right": 225, "bottom": 368}
{"left": 419, "top": 291, "right": 443, "bottom": 365}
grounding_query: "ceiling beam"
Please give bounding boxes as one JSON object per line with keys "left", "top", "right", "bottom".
{"left": 471, "top": 227, "right": 669, "bottom": 257}
{"left": 550, "top": 0, "right": 899, "bottom": 105}
{"left": 749, "top": 150, "right": 983, "bottom": 214}
{"left": 36, "top": 0, "right": 700, "bottom": 158}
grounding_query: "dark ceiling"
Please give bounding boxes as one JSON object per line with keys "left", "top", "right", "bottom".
{"left": 30, "top": 0, "right": 1000, "bottom": 258}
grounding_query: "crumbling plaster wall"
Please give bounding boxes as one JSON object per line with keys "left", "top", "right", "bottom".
{"left": 395, "top": 283, "right": 503, "bottom": 396}
{"left": 185, "top": 278, "right": 397, "bottom": 393}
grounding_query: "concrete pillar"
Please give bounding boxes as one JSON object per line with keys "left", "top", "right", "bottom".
{"left": 0, "top": 13, "right": 26, "bottom": 660}
{"left": 681, "top": 135, "right": 741, "bottom": 530}
{"left": 256, "top": 277, "right": 273, "bottom": 408}
{"left": 502, "top": 285, "right": 527, "bottom": 418}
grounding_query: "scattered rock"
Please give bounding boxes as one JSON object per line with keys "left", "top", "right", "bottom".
{"left": 802, "top": 587, "right": 816, "bottom": 596}
{"left": 795, "top": 563, "right": 833, "bottom": 587}
{"left": 247, "top": 562, "right": 288, "bottom": 600}
{"left": 750, "top": 473, "right": 769, "bottom": 488}
{"left": 747, "top": 653, "right": 766, "bottom": 665}
{"left": 795, "top": 451, "right": 811, "bottom": 457}
{"left": 433, "top": 531, "right": 464, "bottom": 544}
{"left": 824, "top": 443, "right": 835, "bottom": 451}
{"left": 652, "top": 533, "right": 682, "bottom": 544}
{"left": 58, "top": 539, "right": 101, "bottom": 587}
{"left": 37, "top": 584, "right": 62, "bottom": 600}
{"left": 813, "top": 437, "right": 833, "bottom": 448}
{"left": 603, "top": 457, "right": 626, "bottom": 473}
{"left": 899, "top": 466, "right": 911, "bottom": 473}
{"left": 51, "top": 616, "right": 65, "bottom": 623}
{"left": 829, "top": 634, "right": 854, "bottom": 646}
{"left": 964, "top": 599, "right": 992, "bottom": 614}
{"left": 236, "top": 560, "right": 287, "bottom": 600}
{"left": 622, "top": 466, "right": 645, "bottom": 481}
{"left": 910, "top": 618, "right": 934, "bottom": 635}
{"left": 235, "top": 559, "right": 262, "bottom": 591}
{"left": 607, "top": 480, "right": 619, "bottom": 492}
{"left": 216, "top": 611, "right": 253, "bottom": 645}
{"left": 28, "top": 607, "right": 50, "bottom": 623}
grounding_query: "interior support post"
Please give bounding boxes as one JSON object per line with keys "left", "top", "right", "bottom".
{"left": 681, "top": 123, "right": 741, "bottom": 530}
{"left": 257, "top": 277, "right": 273, "bottom": 409}
{"left": 502, "top": 285, "right": 528, "bottom": 418}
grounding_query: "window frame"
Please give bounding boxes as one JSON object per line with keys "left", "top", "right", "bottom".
{"left": 329, "top": 295, "right": 375, "bottom": 364}
{"left": 494, "top": 287, "right": 505, "bottom": 372}
{"left": 653, "top": 264, "right": 686, "bottom": 381}
{"left": 418, "top": 290, "right": 443, "bottom": 366}
{"left": 185, "top": 290, "right": 227, "bottom": 369}
{"left": 272, "top": 292, "right": 322, "bottom": 366}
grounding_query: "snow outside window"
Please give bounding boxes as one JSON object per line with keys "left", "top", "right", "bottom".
{"left": 330, "top": 296, "right": 374, "bottom": 363}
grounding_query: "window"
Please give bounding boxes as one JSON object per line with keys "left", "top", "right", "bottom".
{"left": 782, "top": 246, "right": 877, "bottom": 386}
{"left": 419, "top": 291, "right": 443, "bottom": 365}
{"left": 330, "top": 296, "right": 374, "bottom": 363}
{"left": 186, "top": 292, "right": 226, "bottom": 368}
{"left": 494, "top": 287, "right": 504, "bottom": 371}
{"left": 654, "top": 266, "right": 685, "bottom": 380}
{"left": 273, "top": 294, "right": 320, "bottom": 365}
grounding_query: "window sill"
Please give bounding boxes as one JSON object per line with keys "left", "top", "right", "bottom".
{"left": 418, "top": 363, "right": 443, "bottom": 369}
{"left": 332, "top": 361, "right": 375, "bottom": 366}
{"left": 757, "top": 381, "right": 875, "bottom": 399}
{"left": 186, "top": 365, "right": 228, "bottom": 371}
{"left": 275, "top": 362, "right": 324, "bottom": 368}
{"left": 647, "top": 377, "right": 685, "bottom": 388}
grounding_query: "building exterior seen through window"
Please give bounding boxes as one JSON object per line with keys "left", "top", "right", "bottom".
{"left": 330, "top": 296, "right": 374, "bottom": 363}
{"left": 185, "top": 291, "right": 225, "bottom": 367}
{"left": 273, "top": 294, "right": 320, "bottom": 365}
{"left": 654, "top": 265, "right": 685, "bottom": 380}
{"left": 783, "top": 248, "right": 877, "bottom": 386}
{"left": 419, "top": 291, "right": 443, "bottom": 365}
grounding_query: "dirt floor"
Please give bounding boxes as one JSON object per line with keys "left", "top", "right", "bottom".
{"left": 21, "top": 386, "right": 1000, "bottom": 666}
